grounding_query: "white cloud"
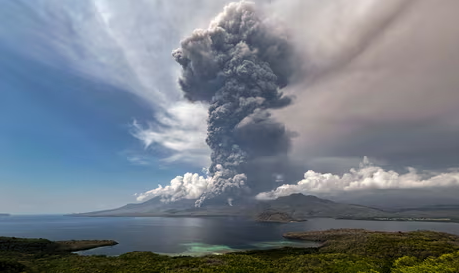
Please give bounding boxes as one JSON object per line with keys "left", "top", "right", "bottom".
{"left": 256, "top": 157, "right": 459, "bottom": 200}
{"left": 132, "top": 101, "right": 210, "bottom": 166}
{"left": 136, "top": 164, "right": 248, "bottom": 205}
{"left": 136, "top": 172, "right": 213, "bottom": 202}
{"left": 126, "top": 155, "right": 155, "bottom": 166}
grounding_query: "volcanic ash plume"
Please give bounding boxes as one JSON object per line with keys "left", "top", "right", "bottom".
{"left": 173, "top": 1, "right": 296, "bottom": 206}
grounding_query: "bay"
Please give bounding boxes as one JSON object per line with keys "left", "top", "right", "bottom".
{"left": 1, "top": 215, "right": 458, "bottom": 256}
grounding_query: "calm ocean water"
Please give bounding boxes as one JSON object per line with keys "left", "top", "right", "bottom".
{"left": 1, "top": 215, "right": 459, "bottom": 256}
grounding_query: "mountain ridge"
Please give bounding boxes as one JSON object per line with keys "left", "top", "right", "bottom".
{"left": 72, "top": 193, "right": 389, "bottom": 220}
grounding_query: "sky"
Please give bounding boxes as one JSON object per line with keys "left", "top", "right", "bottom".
{"left": 1, "top": 0, "right": 459, "bottom": 213}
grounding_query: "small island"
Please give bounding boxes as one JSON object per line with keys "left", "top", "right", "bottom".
{"left": 255, "top": 210, "right": 307, "bottom": 223}
{"left": 0, "top": 213, "right": 10, "bottom": 217}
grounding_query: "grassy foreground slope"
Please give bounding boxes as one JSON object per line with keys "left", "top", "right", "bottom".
{"left": 2, "top": 229, "right": 459, "bottom": 272}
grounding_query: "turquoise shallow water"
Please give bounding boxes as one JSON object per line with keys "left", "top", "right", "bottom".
{"left": 1, "top": 215, "right": 459, "bottom": 256}
{"left": 161, "top": 240, "right": 319, "bottom": 256}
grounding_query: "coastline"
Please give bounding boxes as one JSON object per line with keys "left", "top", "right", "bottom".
{"left": 336, "top": 216, "right": 459, "bottom": 223}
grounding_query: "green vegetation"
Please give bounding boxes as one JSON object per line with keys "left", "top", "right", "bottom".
{"left": 2, "top": 229, "right": 459, "bottom": 272}
{"left": 392, "top": 251, "right": 459, "bottom": 272}
{"left": 255, "top": 210, "right": 306, "bottom": 223}
{"left": 0, "top": 237, "right": 117, "bottom": 253}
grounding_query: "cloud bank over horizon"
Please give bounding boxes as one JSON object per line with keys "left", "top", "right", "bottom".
{"left": 136, "top": 156, "right": 459, "bottom": 203}
{"left": 256, "top": 157, "right": 459, "bottom": 201}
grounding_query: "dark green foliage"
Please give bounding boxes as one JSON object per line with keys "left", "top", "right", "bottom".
{"left": 0, "top": 259, "right": 27, "bottom": 273}
{"left": 232, "top": 246, "right": 319, "bottom": 259}
{"left": 2, "top": 229, "right": 459, "bottom": 272}
{"left": 313, "top": 230, "right": 459, "bottom": 259}
{"left": 0, "top": 236, "right": 59, "bottom": 253}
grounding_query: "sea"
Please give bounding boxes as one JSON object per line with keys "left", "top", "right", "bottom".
{"left": 1, "top": 215, "right": 459, "bottom": 256}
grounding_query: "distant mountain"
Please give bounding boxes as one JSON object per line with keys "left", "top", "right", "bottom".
{"left": 0, "top": 213, "right": 10, "bottom": 217}
{"left": 74, "top": 196, "right": 254, "bottom": 217}
{"left": 255, "top": 194, "right": 387, "bottom": 219}
{"left": 73, "top": 193, "right": 388, "bottom": 219}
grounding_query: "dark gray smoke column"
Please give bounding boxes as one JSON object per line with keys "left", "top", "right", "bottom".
{"left": 173, "top": 1, "right": 295, "bottom": 206}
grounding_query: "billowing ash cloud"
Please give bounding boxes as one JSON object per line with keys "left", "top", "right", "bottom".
{"left": 172, "top": 1, "right": 296, "bottom": 206}
{"left": 256, "top": 157, "right": 459, "bottom": 200}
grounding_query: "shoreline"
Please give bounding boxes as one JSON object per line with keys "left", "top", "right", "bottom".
{"left": 336, "top": 216, "right": 459, "bottom": 223}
